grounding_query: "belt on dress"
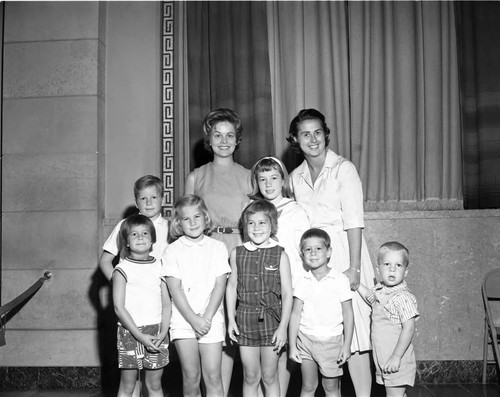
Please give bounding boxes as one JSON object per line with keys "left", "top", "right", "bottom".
{"left": 211, "top": 227, "right": 241, "bottom": 234}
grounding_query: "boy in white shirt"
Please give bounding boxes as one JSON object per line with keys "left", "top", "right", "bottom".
{"left": 289, "top": 228, "right": 354, "bottom": 397}
{"left": 99, "top": 175, "right": 169, "bottom": 281}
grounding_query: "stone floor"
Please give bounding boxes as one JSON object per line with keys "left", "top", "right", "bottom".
{"left": 1, "top": 383, "right": 500, "bottom": 397}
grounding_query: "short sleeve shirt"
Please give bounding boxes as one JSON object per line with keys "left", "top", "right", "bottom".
{"left": 294, "top": 268, "right": 353, "bottom": 337}
{"left": 163, "top": 235, "right": 230, "bottom": 318}
{"left": 113, "top": 257, "right": 166, "bottom": 327}
{"left": 366, "top": 281, "right": 419, "bottom": 325}
{"left": 290, "top": 149, "right": 364, "bottom": 231}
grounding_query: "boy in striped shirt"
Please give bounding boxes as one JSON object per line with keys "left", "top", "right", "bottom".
{"left": 357, "top": 241, "right": 419, "bottom": 397}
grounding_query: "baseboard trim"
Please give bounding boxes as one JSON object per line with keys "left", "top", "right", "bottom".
{"left": 0, "top": 360, "right": 498, "bottom": 390}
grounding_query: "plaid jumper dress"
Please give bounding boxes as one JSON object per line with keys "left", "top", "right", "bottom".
{"left": 235, "top": 244, "right": 283, "bottom": 346}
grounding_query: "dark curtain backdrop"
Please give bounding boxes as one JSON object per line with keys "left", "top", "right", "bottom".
{"left": 187, "top": 1, "right": 274, "bottom": 169}
{"left": 185, "top": 1, "right": 500, "bottom": 209}
{"left": 456, "top": 2, "right": 500, "bottom": 209}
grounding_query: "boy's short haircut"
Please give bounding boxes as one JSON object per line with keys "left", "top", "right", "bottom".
{"left": 300, "top": 228, "right": 331, "bottom": 251}
{"left": 133, "top": 175, "right": 164, "bottom": 199}
{"left": 169, "top": 194, "right": 212, "bottom": 241}
{"left": 241, "top": 199, "right": 278, "bottom": 242}
{"left": 378, "top": 241, "right": 410, "bottom": 267}
{"left": 118, "top": 214, "right": 157, "bottom": 258}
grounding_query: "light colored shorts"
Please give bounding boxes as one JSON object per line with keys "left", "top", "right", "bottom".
{"left": 170, "top": 316, "right": 225, "bottom": 344}
{"left": 117, "top": 323, "right": 169, "bottom": 370}
{"left": 297, "top": 331, "right": 343, "bottom": 378}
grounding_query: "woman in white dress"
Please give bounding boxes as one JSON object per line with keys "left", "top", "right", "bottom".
{"left": 287, "top": 108, "right": 375, "bottom": 397}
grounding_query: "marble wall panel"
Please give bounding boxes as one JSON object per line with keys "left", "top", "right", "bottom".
{"left": 3, "top": 40, "right": 98, "bottom": 98}
{"left": 365, "top": 210, "right": 500, "bottom": 360}
{"left": 3, "top": 1, "right": 99, "bottom": 42}
{"left": 0, "top": 329, "right": 100, "bottom": 366}
{"left": 1, "top": 210, "right": 98, "bottom": 270}
{"left": 1, "top": 268, "right": 101, "bottom": 330}
{"left": 2, "top": 153, "right": 98, "bottom": 212}
{"left": 3, "top": 97, "right": 98, "bottom": 155}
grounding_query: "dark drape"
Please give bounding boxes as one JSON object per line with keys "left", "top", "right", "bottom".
{"left": 456, "top": 2, "right": 500, "bottom": 209}
{"left": 187, "top": 1, "right": 274, "bottom": 170}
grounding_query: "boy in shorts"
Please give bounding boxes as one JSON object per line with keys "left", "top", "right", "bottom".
{"left": 357, "top": 241, "right": 419, "bottom": 397}
{"left": 289, "top": 228, "right": 354, "bottom": 397}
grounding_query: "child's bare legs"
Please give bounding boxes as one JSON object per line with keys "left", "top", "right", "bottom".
{"left": 386, "top": 386, "right": 407, "bottom": 397}
{"left": 144, "top": 368, "right": 164, "bottom": 397}
{"left": 299, "top": 359, "right": 319, "bottom": 397}
{"left": 118, "top": 369, "right": 140, "bottom": 397}
{"left": 175, "top": 339, "right": 202, "bottom": 397}
{"left": 240, "top": 346, "right": 280, "bottom": 397}
{"left": 222, "top": 345, "right": 236, "bottom": 397}
{"left": 260, "top": 346, "right": 280, "bottom": 397}
{"left": 132, "top": 379, "right": 141, "bottom": 397}
{"left": 322, "top": 376, "right": 340, "bottom": 397}
{"left": 278, "top": 349, "right": 291, "bottom": 397}
{"left": 199, "top": 342, "right": 224, "bottom": 397}
{"left": 348, "top": 351, "right": 372, "bottom": 397}
{"left": 240, "top": 346, "right": 262, "bottom": 397}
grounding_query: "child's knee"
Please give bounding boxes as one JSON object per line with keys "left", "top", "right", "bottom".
{"left": 204, "top": 371, "right": 222, "bottom": 388}
{"left": 260, "top": 369, "right": 278, "bottom": 386}
{"left": 322, "top": 377, "right": 340, "bottom": 395}
{"left": 243, "top": 369, "right": 261, "bottom": 386}
{"left": 301, "top": 379, "right": 318, "bottom": 394}
{"left": 182, "top": 369, "right": 201, "bottom": 385}
{"left": 145, "top": 370, "right": 163, "bottom": 392}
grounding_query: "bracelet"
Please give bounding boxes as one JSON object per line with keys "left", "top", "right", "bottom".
{"left": 350, "top": 267, "right": 361, "bottom": 273}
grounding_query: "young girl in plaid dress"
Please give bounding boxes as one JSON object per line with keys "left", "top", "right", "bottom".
{"left": 226, "top": 200, "right": 293, "bottom": 397}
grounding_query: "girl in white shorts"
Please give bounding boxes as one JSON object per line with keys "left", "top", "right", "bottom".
{"left": 163, "top": 194, "right": 231, "bottom": 397}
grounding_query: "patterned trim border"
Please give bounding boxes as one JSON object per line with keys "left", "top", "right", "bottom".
{"left": 161, "top": 1, "right": 174, "bottom": 218}
{"left": 0, "top": 361, "right": 498, "bottom": 389}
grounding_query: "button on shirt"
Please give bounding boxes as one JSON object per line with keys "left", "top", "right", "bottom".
{"left": 290, "top": 149, "right": 364, "bottom": 232}
{"left": 293, "top": 268, "right": 353, "bottom": 337}
{"left": 366, "top": 281, "right": 419, "bottom": 325}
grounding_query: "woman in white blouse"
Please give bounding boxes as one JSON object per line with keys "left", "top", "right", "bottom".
{"left": 287, "top": 108, "right": 375, "bottom": 397}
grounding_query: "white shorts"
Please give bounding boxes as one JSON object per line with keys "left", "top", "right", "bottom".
{"left": 170, "top": 311, "right": 225, "bottom": 344}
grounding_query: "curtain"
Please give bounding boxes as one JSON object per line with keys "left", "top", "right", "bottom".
{"left": 456, "top": 2, "right": 500, "bottom": 209}
{"left": 186, "top": 1, "right": 273, "bottom": 169}
{"left": 185, "top": 1, "right": 464, "bottom": 209}
{"left": 266, "top": 1, "right": 351, "bottom": 170}
{"left": 347, "top": 2, "right": 462, "bottom": 210}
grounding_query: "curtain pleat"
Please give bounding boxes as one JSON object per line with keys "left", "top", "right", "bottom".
{"left": 186, "top": 1, "right": 273, "bottom": 169}
{"left": 266, "top": 1, "right": 351, "bottom": 171}
{"left": 185, "top": 1, "right": 464, "bottom": 210}
{"left": 348, "top": 2, "right": 462, "bottom": 210}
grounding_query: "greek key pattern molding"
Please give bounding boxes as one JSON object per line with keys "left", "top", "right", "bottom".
{"left": 162, "top": 1, "right": 174, "bottom": 218}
